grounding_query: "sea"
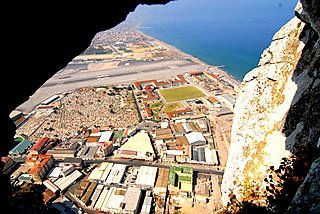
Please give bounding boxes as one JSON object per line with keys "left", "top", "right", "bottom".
{"left": 125, "top": 0, "right": 297, "bottom": 81}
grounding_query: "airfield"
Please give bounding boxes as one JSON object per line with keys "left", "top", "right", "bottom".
{"left": 17, "top": 59, "right": 207, "bottom": 113}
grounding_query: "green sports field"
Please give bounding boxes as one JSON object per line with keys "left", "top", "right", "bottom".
{"left": 159, "top": 86, "right": 206, "bottom": 102}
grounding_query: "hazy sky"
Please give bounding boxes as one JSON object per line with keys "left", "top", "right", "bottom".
{"left": 126, "top": 0, "right": 296, "bottom": 26}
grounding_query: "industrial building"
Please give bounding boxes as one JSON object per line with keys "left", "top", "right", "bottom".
{"left": 81, "top": 182, "right": 98, "bottom": 206}
{"left": 47, "top": 149, "right": 76, "bottom": 159}
{"left": 47, "top": 167, "right": 62, "bottom": 179}
{"left": 185, "top": 132, "right": 206, "bottom": 146}
{"left": 105, "top": 164, "right": 126, "bottom": 185}
{"left": 26, "top": 154, "right": 54, "bottom": 183}
{"left": 100, "top": 142, "right": 114, "bottom": 157}
{"left": 135, "top": 166, "right": 158, "bottom": 188}
{"left": 94, "top": 187, "right": 110, "bottom": 211}
{"left": 75, "top": 180, "right": 90, "bottom": 199}
{"left": 98, "top": 131, "right": 113, "bottom": 142}
{"left": 89, "top": 184, "right": 104, "bottom": 208}
{"left": 116, "top": 130, "right": 155, "bottom": 161}
{"left": 9, "top": 139, "right": 34, "bottom": 156}
{"left": 43, "top": 189, "right": 57, "bottom": 204}
{"left": 155, "top": 128, "right": 174, "bottom": 140}
{"left": 46, "top": 142, "right": 78, "bottom": 159}
{"left": 9, "top": 110, "right": 24, "bottom": 125}
{"left": 43, "top": 179, "right": 60, "bottom": 193}
{"left": 104, "top": 187, "right": 126, "bottom": 212}
{"left": 141, "top": 191, "right": 153, "bottom": 214}
{"left": 88, "top": 162, "right": 113, "bottom": 184}
{"left": 1, "top": 156, "right": 16, "bottom": 175}
{"left": 123, "top": 186, "right": 142, "bottom": 214}
{"left": 191, "top": 146, "right": 219, "bottom": 165}
{"left": 79, "top": 145, "right": 99, "bottom": 160}
{"left": 29, "top": 137, "right": 51, "bottom": 154}
{"left": 54, "top": 170, "right": 82, "bottom": 192}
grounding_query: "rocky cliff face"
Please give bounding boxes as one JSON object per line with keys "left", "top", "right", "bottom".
{"left": 221, "top": 1, "right": 319, "bottom": 212}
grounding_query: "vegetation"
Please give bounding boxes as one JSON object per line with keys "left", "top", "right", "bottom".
{"left": 113, "top": 130, "right": 124, "bottom": 141}
{"left": 150, "top": 101, "right": 163, "bottom": 119}
{"left": 150, "top": 101, "right": 163, "bottom": 109}
{"left": 159, "top": 86, "right": 205, "bottom": 102}
{"left": 163, "top": 102, "right": 182, "bottom": 113}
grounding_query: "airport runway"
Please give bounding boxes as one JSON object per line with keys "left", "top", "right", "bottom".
{"left": 17, "top": 59, "right": 207, "bottom": 113}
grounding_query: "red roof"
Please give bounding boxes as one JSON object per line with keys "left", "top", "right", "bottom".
{"left": 27, "top": 154, "right": 53, "bottom": 174}
{"left": 177, "top": 145, "right": 184, "bottom": 150}
{"left": 189, "top": 71, "right": 204, "bottom": 75}
{"left": 31, "top": 137, "right": 50, "bottom": 152}
{"left": 145, "top": 85, "right": 154, "bottom": 90}
{"left": 134, "top": 82, "right": 140, "bottom": 89}
{"left": 37, "top": 105, "right": 55, "bottom": 109}
{"left": 120, "top": 150, "right": 137, "bottom": 156}
{"left": 146, "top": 89, "right": 154, "bottom": 97}
{"left": 166, "top": 108, "right": 192, "bottom": 119}
{"left": 134, "top": 79, "right": 156, "bottom": 89}
{"left": 155, "top": 81, "right": 170, "bottom": 86}
{"left": 142, "top": 96, "right": 158, "bottom": 102}
{"left": 204, "top": 72, "right": 219, "bottom": 80}
{"left": 177, "top": 75, "right": 186, "bottom": 82}
{"left": 1, "top": 156, "right": 11, "bottom": 163}
{"left": 146, "top": 108, "right": 152, "bottom": 117}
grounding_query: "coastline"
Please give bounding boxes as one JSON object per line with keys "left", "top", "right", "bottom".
{"left": 137, "top": 29, "right": 241, "bottom": 86}
{"left": 16, "top": 28, "right": 241, "bottom": 113}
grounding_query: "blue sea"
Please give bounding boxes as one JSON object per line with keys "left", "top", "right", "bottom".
{"left": 125, "top": 0, "right": 297, "bottom": 80}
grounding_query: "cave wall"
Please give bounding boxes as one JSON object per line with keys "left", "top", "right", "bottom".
{"left": 221, "top": 1, "right": 319, "bottom": 212}
{"left": 1, "top": 0, "right": 171, "bottom": 210}
{"left": 2, "top": 0, "right": 171, "bottom": 157}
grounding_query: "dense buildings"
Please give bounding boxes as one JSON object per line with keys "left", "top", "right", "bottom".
{"left": 25, "top": 154, "right": 54, "bottom": 183}
{"left": 7, "top": 27, "right": 238, "bottom": 213}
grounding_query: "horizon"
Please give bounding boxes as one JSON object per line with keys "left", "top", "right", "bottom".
{"left": 125, "top": 0, "right": 297, "bottom": 80}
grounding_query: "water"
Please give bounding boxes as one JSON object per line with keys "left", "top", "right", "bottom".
{"left": 125, "top": 0, "right": 297, "bottom": 80}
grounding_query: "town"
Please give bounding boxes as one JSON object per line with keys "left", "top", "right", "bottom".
{"left": 5, "top": 27, "right": 240, "bottom": 213}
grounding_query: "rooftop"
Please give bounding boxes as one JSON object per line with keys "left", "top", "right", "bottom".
{"left": 9, "top": 139, "right": 34, "bottom": 154}
{"left": 120, "top": 130, "right": 154, "bottom": 154}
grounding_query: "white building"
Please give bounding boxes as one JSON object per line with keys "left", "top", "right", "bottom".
{"left": 43, "top": 179, "right": 60, "bottom": 193}
{"left": 186, "top": 132, "right": 206, "bottom": 146}
{"left": 123, "top": 187, "right": 142, "bottom": 214}
{"left": 136, "top": 166, "right": 158, "bottom": 188}
{"left": 105, "top": 164, "right": 126, "bottom": 185}
{"left": 94, "top": 187, "right": 110, "bottom": 211}
{"left": 88, "top": 162, "right": 113, "bottom": 184}
{"left": 98, "top": 131, "right": 113, "bottom": 142}
{"left": 47, "top": 167, "right": 62, "bottom": 179}
{"left": 54, "top": 170, "right": 82, "bottom": 192}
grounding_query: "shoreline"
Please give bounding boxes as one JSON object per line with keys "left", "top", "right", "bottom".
{"left": 137, "top": 29, "right": 241, "bottom": 86}
{"left": 16, "top": 28, "right": 241, "bottom": 113}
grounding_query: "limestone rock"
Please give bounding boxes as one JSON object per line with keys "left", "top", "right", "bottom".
{"left": 221, "top": 1, "right": 320, "bottom": 212}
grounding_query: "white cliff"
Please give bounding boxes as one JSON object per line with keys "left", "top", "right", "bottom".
{"left": 221, "top": 1, "right": 319, "bottom": 212}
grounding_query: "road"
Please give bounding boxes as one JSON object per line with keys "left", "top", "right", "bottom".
{"left": 12, "top": 156, "right": 224, "bottom": 176}
{"left": 208, "top": 114, "right": 230, "bottom": 167}
{"left": 85, "top": 159, "right": 224, "bottom": 175}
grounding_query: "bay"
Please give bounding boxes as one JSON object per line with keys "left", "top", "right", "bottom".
{"left": 125, "top": 0, "right": 297, "bottom": 80}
